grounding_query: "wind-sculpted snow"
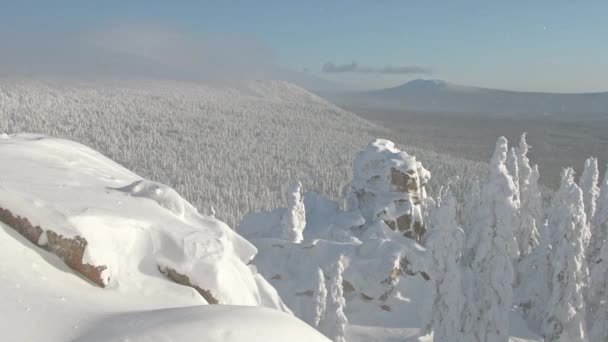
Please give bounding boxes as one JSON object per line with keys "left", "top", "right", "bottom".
{"left": 0, "top": 134, "right": 288, "bottom": 309}
{"left": 0, "top": 78, "right": 488, "bottom": 227}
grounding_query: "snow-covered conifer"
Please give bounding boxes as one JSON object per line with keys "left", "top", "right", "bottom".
{"left": 462, "top": 137, "right": 519, "bottom": 342}
{"left": 506, "top": 146, "right": 520, "bottom": 207}
{"left": 542, "top": 168, "right": 587, "bottom": 342}
{"left": 515, "top": 133, "right": 532, "bottom": 193}
{"left": 423, "top": 192, "right": 465, "bottom": 341}
{"left": 514, "top": 133, "right": 542, "bottom": 259}
{"left": 589, "top": 164, "right": 608, "bottom": 263}
{"left": 516, "top": 217, "right": 551, "bottom": 332}
{"left": 281, "top": 181, "right": 306, "bottom": 243}
{"left": 580, "top": 157, "right": 599, "bottom": 228}
{"left": 588, "top": 244, "right": 608, "bottom": 340}
{"left": 314, "top": 267, "right": 328, "bottom": 328}
{"left": 322, "top": 255, "right": 348, "bottom": 342}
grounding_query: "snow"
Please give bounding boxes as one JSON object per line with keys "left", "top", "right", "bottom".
{"left": 239, "top": 138, "right": 540, "bottom": 342}
{"left": 0, "top": 222, "right": 327, "bottom": 342}
{"left": 0, "top": 133, "right": 287, "bottom": 308}
{"left": 0, "top": 134, "right": 329, "bottom": 341}
{"left": 74, "top": 306, "right": 328, "bottom": 342}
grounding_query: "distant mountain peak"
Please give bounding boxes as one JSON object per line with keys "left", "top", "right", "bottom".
{"left": 400, "top": 79, "right": 449, "bottom": 90}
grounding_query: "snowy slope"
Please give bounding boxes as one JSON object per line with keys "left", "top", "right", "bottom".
{"left": 0, "top": 78, "right": 488, "bottom": 227}
{"left": 0, "top": 221, "right": 328, "bottom": 342}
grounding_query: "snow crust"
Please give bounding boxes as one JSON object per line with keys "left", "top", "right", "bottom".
{"left": 0, "top": 134, "right": 286, "bottom": 309}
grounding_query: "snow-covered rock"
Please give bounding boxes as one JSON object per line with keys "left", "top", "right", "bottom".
{"left": 0, "top": 220, "right": 328, "bottom": 342}
{"left": 0, "top": 134, "right": 287, "bottom": 309}
{"left": 347, "top": 139, "right": 430, "bottom": 243}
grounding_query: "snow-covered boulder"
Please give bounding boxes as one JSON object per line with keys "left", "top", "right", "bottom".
{"left": 0, "top": 134, "right": 288, "bottom": 310}
{"left": 347, "top": 139, "right": 430, "bottom": 243}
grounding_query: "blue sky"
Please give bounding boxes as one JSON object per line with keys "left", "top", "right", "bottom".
{"left": 2, "top": 1, "right": 607, "bottom": 92}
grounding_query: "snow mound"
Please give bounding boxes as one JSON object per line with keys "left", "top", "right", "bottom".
{"left": 0, "top": 134, "right": 286, "bottom": 309}
{"left": 74, "top": 305, "right": 329, "bottom": 342}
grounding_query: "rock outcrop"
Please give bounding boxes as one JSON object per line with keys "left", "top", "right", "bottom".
{"left": 348, "top": 139, "right": 430, "bottom": 243}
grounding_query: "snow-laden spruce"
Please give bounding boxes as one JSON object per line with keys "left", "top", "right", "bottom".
{"left": 589, "top": 163, "right": 608, "bottom": 263}
{"left": 313, "top": 268, "right": 328, "bottom": 329}
{"left": 514, "top": 133, "right": 542, "bottom": 259}
{"left": 462, "top": 136, "right": 519, "bottom": 342}
{"left": 588, "top": 244, "right": 608, "bottom": 342}
{"left": 580, "top": 157, "right": 600, "bottom": 228}
{"left": 321, "top": 255, "right": 348, "bottom": 342}
{"left": 422, "top": 191, "right": 465, "bottom": 342}
{"left": 282, "top": 181, "right": 306, "bottom": 243}
{"left": 542, "top": 168, "right": 588, "bottom": 342}
{"left": 506, "top": 146, "right": 521, "bottom": 207}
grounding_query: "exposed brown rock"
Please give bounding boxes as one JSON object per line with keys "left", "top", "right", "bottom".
{"left": 45, "top": 231, "right": 107, "bottom": 287}
{"left": 160, "top": 266, "right": 219, "bottom": 304}
{"left": 0, "top": 206, "right": 107, "bottom": 287}
{"left": 0, "top": 207, "right": 43, "bottom": 242}
{"left": 1, "top": 205, "right": 222, "bottom": 302}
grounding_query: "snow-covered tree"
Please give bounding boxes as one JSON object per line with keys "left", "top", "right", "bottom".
{"left": 516, "top": 217, "right": 551, "bottom": 332}
{"left": 313, "top": 267, "right": 328, "bottom": 328}
{"left": 588, "top": 244, "right": 608, "bottom": 341}
{"left": 462, "top": 137, "right": 519, "bottom": 342}
{"left": 282, "top": 181, "right": 306, "bottom": 243}
{"left": 514, "top": 134, "right": 542, "bottom": 259}
{"left": 322, "top": 255, "right": 348, "bottom": 342}
{"left": 580, "top": 157, "right": 600, "bottom": 228}
{"left": 542, "top": 168, "right": 587, "bottom": 342}
{"left": 589, "top": 165, "right": 608, "bottom": 263}
{"left": 423, "top": 192, "right": 465, "bottom": 342}
{"left": 506, "top": 146, "right": 520, "bottom": 207}
{"left": 514, "top": 133, "right": 532, "bottom": 194}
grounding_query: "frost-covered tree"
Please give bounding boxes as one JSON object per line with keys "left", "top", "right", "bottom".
{"left": 281, "top": 181, "right": 306, "bottom": 243}
{"left": 321, "top": 255, "right": 348, "bottom": 342}
{"left": 462, "top": 137, "right": 519, "bottom": 342}
{"left": 588, "top": 244, "right": 608, "bottom": 341}
{"left": 589, "top": 165, "right": 608, "bottom": 263}
{"left": 514, "top": 134, "right": 542, "bottom": 259}
{"left": 580, "top": 157, "right": 599, "bottom": 228}
{"left": 314, "top": 267, "right": 328, "bottom": 328}
{"left": 514, "top": 133, "right": 532, "bottom": 194}
{"left": 542, "top": 168, "right": 587, "bottom": 342}
{"left": 516, "top": 217, "right": 551, "bottom": 332}
{"left": 423, "top": 192, "right": 465, "bottom": 342}
{"left": 506, "top": 146, "right": 520, "bottom": 207}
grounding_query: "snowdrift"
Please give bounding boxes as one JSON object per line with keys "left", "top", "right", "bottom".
{"left": 0, "top": 133, "right": 287, "bottom": 309}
